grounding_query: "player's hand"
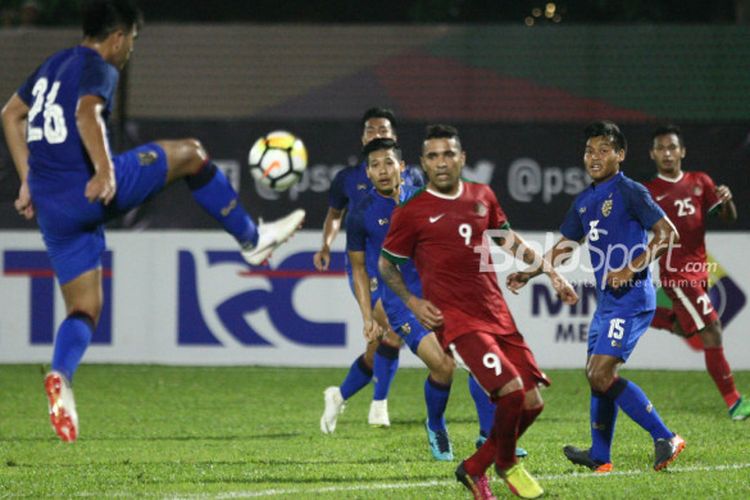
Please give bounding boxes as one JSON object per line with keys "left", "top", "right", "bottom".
{"left": 14, "top": 182, "right": 35, "bottom": 220}
{"left": 363, "top": 318, "right": 382, "bottom": 343}
{"left": 407, "top": 296, "right": 444, "bottom": 330}
{"left": 606, "top": 268, "right": 633, "bottom": 289}
{"left": 314, "top": 246, "right": 331, "bottom": 271}
{"left": 716, "top": 185, "right": 733, "bottom": 204}
{"left": 506, "top": 272, "right": 531, "bottom": 294}
{"left": 85, "top": 169, "right": 116, "bottom": 205}
{"left": 550, "top": 272, "right": 579, "bottom": 305}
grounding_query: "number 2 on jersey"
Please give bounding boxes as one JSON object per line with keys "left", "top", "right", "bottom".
{"left": 27, "top": 77, "right": 68, "bottom": 144}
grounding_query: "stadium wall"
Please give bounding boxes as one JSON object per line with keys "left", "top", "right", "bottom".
{"left": 1, "top": 230, "right": 748, "bottom": 370}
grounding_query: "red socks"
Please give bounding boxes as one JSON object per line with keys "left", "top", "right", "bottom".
{"left": 464, "top": 389, "right": 524, "bottom": 475}
{"left": 705, "top": 346, "right": 740, "bottom": 408}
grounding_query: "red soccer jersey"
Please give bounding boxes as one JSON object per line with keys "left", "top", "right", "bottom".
{"left": 643, "top": 171, "right": 721, "bottom": 283}
{"left": 382, "top": 181, "right": 518, "bottom": 347}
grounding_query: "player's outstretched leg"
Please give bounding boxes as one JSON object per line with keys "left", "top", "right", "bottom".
{"left": 241, "top": 209, "right": 306, "bottom": 265}
{"left": 423, "top": 377, "right": 453, "bottom": 461}
{"left": 44, "top": 371, "right": 78, "bottom": 442}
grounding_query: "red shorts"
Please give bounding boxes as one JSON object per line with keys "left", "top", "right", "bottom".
{"left": 448, "top": 331, "right": 550, "bottom": 397}
{"left": 663, "top": 283, "right": 719, "bottom": 335}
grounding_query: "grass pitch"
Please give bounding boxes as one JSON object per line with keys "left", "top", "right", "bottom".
{"left": 0, "top": 365, "right": 748, "bottom": 498}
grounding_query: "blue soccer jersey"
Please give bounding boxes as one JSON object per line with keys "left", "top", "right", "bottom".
{"left": 18, "top": 46, "right": 118, "bottom": 173}
{"left": 560, "top": 172, "right": 665, "bottom": 314}
{"left": 346, "top": 185, "right": 428, "bottom": 352}
{"left": 16, "top": 46, "right": 169, "bottom": 284}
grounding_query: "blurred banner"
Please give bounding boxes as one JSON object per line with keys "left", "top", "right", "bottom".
{"left": 2, "top": 121, "right": 748, "bottom": 230}
{"left": 2, "top": 230, "right": 748, "bottom": 369}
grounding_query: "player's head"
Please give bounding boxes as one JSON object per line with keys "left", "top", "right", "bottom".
{"left": 583, "top": 121, "right": 626, "bottom": 183}
{"left": 361, "top": 107, "right": 397, "bottom": 146}
{"left": 421, "top": 124, "right": 465, "bottom": 195}
{"left": 82, "top": 0, "right": 142, "bottom": 69}
{"left": 650, "top": 124, "right": 686, "bottom": 177}
{"left": 362, "top": 138, "right": 404, "bottom": 196}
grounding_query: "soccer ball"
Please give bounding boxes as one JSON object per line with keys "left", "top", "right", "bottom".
{"left": 248, "top": 130, "right": 307, "bottom": 192}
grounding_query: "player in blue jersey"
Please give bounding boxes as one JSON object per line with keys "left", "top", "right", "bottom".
{"left": 1, "top": 0, "right": 304, "bottom": 442}
{"left": 316, "top": 108, "right": 423, "bottom": 428}
{"left": 342, "top": 137, "right": 456, "bottom": 460}
{"left": 507, "top": 121, "right": 685, "bottom": 473}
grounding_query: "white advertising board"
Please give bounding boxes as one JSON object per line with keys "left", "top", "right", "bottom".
{"left": 1, "top": 231, "right": 748, "bottom": 369}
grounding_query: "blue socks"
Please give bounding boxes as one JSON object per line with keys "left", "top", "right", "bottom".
{"left": 469, "top": 375, "right": 495, "bottom": 436}
{"left": 425, "top": 377, "right": 451, "bottom": 432}
{"left": 339, "top": 355, "right": 373, "bottom": 400}
{"left": 373, "top": 342, "right": 399, "bottom": 401}
{"left": 604, "top": 377, "right": 673, "bottom": 442}
{"left": 51, "top": 313, "right": 95, "bottom": 382}
{"left": 187, "top": 161, "right": 258, "bottom": 247}
{"left": 589, "top": 391, "right": 618, "bottom": 463}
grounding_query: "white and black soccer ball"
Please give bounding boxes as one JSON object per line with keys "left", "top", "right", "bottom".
{"left": 248, "top": 130, "right": 307, "bottom": 192}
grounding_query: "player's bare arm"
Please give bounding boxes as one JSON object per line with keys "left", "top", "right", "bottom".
{"left": 500, "top": 231, "right": 579, "bottom": 304}
{"left": 1, "top": 93, "right": 35, "bottom": 219}
{"left": 378, "top": 255, "right": 444, "bottom": 330}
{"left": 314, "top": 206, "right": 344, "bottom": 271}
{"left": 606, "top": 216, "right": 679, "bottom": 289}
{"left": 348, "top": 250, "right": 381, "bottom": 342}
{"left": 76, "top": 94, "right": 116, "bottom": 205}
{"left": 715, "top": 184, "right": 737, "bottom": 223}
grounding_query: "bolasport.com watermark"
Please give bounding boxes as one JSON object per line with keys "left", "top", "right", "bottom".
{"left": 474, "top": 228, "right": 716, "bottom": 290}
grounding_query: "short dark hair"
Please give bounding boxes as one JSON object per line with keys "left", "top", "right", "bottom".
{"left": 651, "top": 124, "right": 684, "bottom": 147}
{"left": 423, "top": 124, "right": 462, "bottom": 150}
{"left": 362, "top": 138, "right": 402, "bottom": 162}
{"left": 82, "top": 0, "right": 142, "bottom": 41}
{"left": 361, "top": 107, "right": 397, "bottom": 130}
{"left": 583, "top": 121, "right": 627, "bottom": 152}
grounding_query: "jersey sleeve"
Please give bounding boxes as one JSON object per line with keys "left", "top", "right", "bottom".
{"left": 487, "top": 186, "right": 509, "bottom": 230}
{"left": 17, "top": 64, "right": 43, "bottom": 105}
{"left": 381, "top": 204, "right": 416, "bottom": 264}
{"left": 698, "top": 172, "right": 722, "bottom": 214}
{"left": 79, "top": 56, "right": 118, "bottom": 103}
{"left": 328, "top": 168, "right": 349, "bottom": 210}
{"left": 619, "top": 180, "right": 666, "bottom": 230}
{"left": 559, "top": 202, "right": 584, "bottom": 241}
{"left": 346, "top": 201, "right": 367, "bottom": 252}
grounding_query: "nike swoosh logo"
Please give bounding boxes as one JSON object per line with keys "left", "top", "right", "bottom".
{"left": 429, "top": 214, "right": 446, "bottom": 223}
{"left": 656, "top": 194, "right": 668, "bottom": 201}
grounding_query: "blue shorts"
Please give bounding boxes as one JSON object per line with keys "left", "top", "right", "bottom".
{"left": 29, "top": 143, "right": 168, "bottom": 284}
{"left": 387, "top": 305, "right": 430, "bottom": 354}
{"left": 346, "top": 264, "right": 382, "bottom": 307}
{"left": 588, "top": 308, "right": 655, "bottom": 361}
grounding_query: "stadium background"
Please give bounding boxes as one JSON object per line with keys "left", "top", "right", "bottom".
{"left": 0, "top": 1, "right": 748, "bottom": 369}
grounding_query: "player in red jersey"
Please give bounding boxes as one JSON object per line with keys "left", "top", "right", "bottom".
{"left": 643, "top": 125, "right": 748, "bottom": 420}
{"left": 379, "top": 125, "right": 578, "bottom": 499}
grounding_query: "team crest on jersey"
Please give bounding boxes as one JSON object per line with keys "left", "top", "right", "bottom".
{"left": 578, "top": 206, "right": 587, "bottom": 214}
{"left": 601, "top": 199, "right": 613, "bottom": 217}
{"left": 694, "top": 186, "right": 703, "bottom": 196}
{"left": 138, "top": 150, "right": 158, "bottom": 166}
{"left": 357, "top": 183, "right": 368, "bottom": 191}
{"left": 378, "top": 218, "right": 389, "bottom": 226}
{"left": 474, "top": 202, "right": 488, "bottom": 217}
{"left": 369, "top": 277, "right": 379, "bottom": 292}
{"left": 400, "top": 323, "right": 412, "bottom": 336}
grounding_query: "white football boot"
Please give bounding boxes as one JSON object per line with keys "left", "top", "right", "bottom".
{"left": 320, "top": 386, "right": 346, "bottom": 434}
{"left": 241, "top": 209, "right": 306, "bottom": 266}
{"left": 368, "top": 399, "right": 390, "bottom": 427}
{"left": 44, "top": 371, "right": 79, "bottom": 442}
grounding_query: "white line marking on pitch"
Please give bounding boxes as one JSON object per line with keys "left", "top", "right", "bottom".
{"left": 170, "top": 462, "right": 750, "bottom": 499}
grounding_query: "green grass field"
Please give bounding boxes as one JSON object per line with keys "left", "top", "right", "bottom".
{"left": 1, "top": 365, "right": 748, "bottom": 498}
